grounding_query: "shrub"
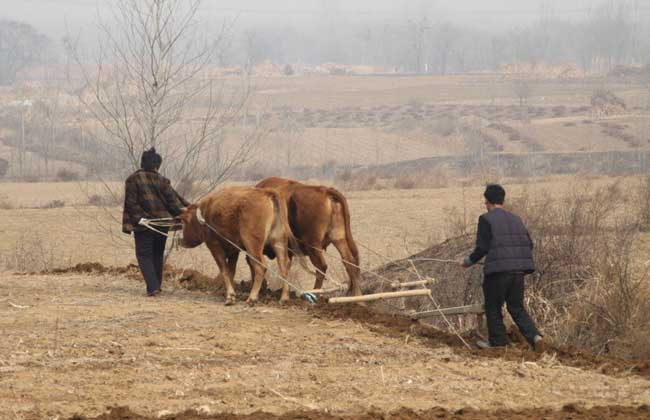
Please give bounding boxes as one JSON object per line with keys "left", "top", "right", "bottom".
{"left": 22, "top": 174, "right": 41, "bottom": 183}
{"left": 393, "top": 176, "right": 416, "bottom": 190}
{"left": 506, "top": 181, "right": 650, "bottom": 358}
{"left": 431, "top": 116, "right": 456, "bottom": 137}
{"left": 87, "top": 193, "right": 122, "bottom": 207}
{"left": 0, "top": 157, "right": 8, "bottom": 178}
{"left": 283, "top": 64, "right": 295, "bottom": 76}
{"left": 42, "top": 200, "right": 65, "bottom": 209}
{"left": 2, "top": 230, "right": 62, "bottom": 272}
{"left": 0, "top": 194, "right": 12, "bottom": 210}
{"left": 57, "top": 168, "right": 80, "bottom": 182}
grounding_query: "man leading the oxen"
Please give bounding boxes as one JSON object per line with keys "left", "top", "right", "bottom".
{"left": 122, "top": 148, "right": 189, "bottom": 297}
{"left": 461, "top": 184, "right": 545, "bottom": 351}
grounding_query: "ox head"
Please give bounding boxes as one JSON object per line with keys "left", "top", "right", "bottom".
{"left": 178, "top": 204, "right": 205, "bottom": 248}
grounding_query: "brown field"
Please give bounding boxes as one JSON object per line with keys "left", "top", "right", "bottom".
{"left": 3, "top": 176, "right": 650, "bottom": 419}
{"left": 2, "top": 271, "right": 650, "bottom": 420}
{"left": 2, "top": 74, "right": 650, "bottom": 419}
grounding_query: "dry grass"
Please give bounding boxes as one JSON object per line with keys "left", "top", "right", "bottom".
{"left": 507, "top": 180, "right": 650, "bottom": 359}
{"left": 2, "top": 229, "right": 68, "bottom": 272}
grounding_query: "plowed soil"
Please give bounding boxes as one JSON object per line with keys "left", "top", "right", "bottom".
{"left": 70, "top": 404, "right": 650, "bottom": 420}
{"left": 2, "top": 267, "right": 649, "bottom": 420}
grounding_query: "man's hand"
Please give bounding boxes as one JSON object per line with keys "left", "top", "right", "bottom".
{"left": 460, "top": 256, "right": 473, "bottom": 268}
{"left": 138, "top": 218, "right": 147, "bottom": 226}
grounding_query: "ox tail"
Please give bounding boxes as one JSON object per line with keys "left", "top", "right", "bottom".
{"left": 267, "top": 190, "right": 314, "bottom": 276}
{"left": 326, "top": 188, "right": 360, "bottom": 267}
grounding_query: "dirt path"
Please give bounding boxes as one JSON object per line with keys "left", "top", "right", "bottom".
{"left": 1, "top": 272, "right": 649, "bottom": 420}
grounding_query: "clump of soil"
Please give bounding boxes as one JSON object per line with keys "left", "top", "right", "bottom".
{"left": 300, "top": 296, "right": 650, "bottom": 378}
{"left": 46, "top": 262, "right": 223, "bottom": 292}
{"left": 68, "top": 404, "right": 650, "bottom": 420}
{"left": 45, "top": 262, "right": 280, "bottom": 298}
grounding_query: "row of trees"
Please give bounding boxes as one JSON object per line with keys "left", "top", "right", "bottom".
{"left": 237, "top": 1, "right": 649, "bottom": 74}
{"left": 0, "top": 19, "right": 52, "bottom": 85}
{"left": 1, "top": 1, "right": 648, "bottom": 87}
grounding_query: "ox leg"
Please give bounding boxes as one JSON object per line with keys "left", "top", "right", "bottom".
{"left": 247, "top": 255, "right": 269, "bottom": 296}
{"left": 307, "top": 247, "right": 328, "bottom": 290}
{"left": 207, "top": 245, "right": 236, "bottom": 305}
{"left": 332, "top": 239, "right": 362, "bottom": 296}
{"left": 247, "top": 260, "right": 267, "bottom": 304}
{"left": 271, "top": 244, "right": 292, "bottom": 302}
{"left": 243, "top": 239, "right": 267, "bottom": 304}
{"left": 224, "top": 253, "right": 240, "bottom": 303}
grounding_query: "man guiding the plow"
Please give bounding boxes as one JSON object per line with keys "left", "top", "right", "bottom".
{"left": 461, "top": 184, "right": 545, "bottom": 351}
{"left": 122, "top": 148, "right": 189, "bottom": 297}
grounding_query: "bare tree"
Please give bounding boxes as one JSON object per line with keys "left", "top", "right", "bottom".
{"left": 31, "top": 97, "right": 63, "bottom": 176}
{"left": 65, "top": 0, "right": 260, "bottom": 201}
{"left": 406, "top": 17, "right": 429, "bottom": 73}
{"left": 276, "top": 110, "right": 303, "bottom": 171}
{"left": 513, "top": 80, "right": 533, "bottom": 106}
{"left": 0, "top": 20, "right": 50, "bottom": 85}
{"left": 430, "top": 22, "right": 458, "bottom": 75}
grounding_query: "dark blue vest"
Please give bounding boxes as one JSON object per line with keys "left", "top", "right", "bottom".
{"left": 483, "top": 208, "right": 535, "bottom": 275}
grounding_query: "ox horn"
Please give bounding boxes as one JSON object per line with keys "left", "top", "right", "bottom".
{"left": 196, "top": 207, "right": 206, "bottom": 225}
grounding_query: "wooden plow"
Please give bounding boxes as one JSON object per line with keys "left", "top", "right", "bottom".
{"left": 408, "top": 304, "right": 486, "bottom": 335}
{"left": 316, "top": 278, "right": 438, "bottom": 304}
{"left": 329, "top": 289, "right": 432, "bottom": 304}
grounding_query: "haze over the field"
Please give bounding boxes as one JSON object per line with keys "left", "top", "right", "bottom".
{"left": 2, "top": 0, "right": 641, "bottom": 38}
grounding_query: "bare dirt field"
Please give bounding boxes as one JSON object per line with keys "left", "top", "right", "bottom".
{"left": 1, "top": 271, "right": 649, "bottom": 420}
{"left": 1, "top": 177, "right": 650, "bottom": 419}
{"left": 2, "top": 73, "right": 650, "bottom": 419}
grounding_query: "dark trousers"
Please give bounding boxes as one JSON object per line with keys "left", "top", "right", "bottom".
{"left": 483, "top": 272, "right": 541, "bottom": 346}
{"left": 134, "top": 228, "right": 168, "bottom": 294}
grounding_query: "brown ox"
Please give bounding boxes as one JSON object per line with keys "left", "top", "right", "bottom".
{"left": 179, "top": 186, "right": 294, "bottom": 305}
{"left": 255, "top": 177, "right": 362, "bottom": 296}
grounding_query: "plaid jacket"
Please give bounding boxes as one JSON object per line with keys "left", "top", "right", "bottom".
{"left": 122, "top": 169, "right": 190, "bottom": 234}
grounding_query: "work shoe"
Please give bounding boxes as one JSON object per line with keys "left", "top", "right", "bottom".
{"left": 533, "top": 335, "right": 546, "bottom": 353}
{"left": 476, "top": 340, "right": 491, "bottom": 349}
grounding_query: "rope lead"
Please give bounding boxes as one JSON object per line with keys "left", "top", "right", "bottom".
{"left": 195, "top": 208, "right": 317, "bottom": 304}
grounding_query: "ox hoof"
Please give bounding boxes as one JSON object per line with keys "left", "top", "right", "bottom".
{"left": 246, "top": 298, "right": 258, "bottom": 306}
{"left": 225, "top": 297, "right": 236, "bottom": 306}
{"left": 279, "top": 297, "right": 289, "bottom": 305}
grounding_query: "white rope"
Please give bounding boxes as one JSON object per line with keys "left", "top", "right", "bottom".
{"left": 195, "top": 208, "right": 316, "bottom": 303}
{"left": 139, "top": 219, "right": 173, "bottom": 237}
{"left": 139, "top": 217, "right": 183, "bottom": 237}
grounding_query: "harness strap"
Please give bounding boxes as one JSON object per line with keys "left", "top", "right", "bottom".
{"left": 195, "top": 208, "right": 316, "bottom": 303}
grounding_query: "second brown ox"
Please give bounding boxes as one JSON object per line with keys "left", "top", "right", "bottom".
{"left": 178, "top": 186, "right": 295, "bottom": 304}
{"left": 256, "top": 177, "right": 362, "bottom": 296}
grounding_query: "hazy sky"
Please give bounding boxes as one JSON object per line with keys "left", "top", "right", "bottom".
{"left": 0, "top": 0, "right": 629, "bottom": 39}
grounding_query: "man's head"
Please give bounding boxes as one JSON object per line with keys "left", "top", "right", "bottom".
{"left": 484, "top": 184, "right": 505, "bottom": 210}
{"left": 141, "top": 147, "right": 162, "bottom": 171}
